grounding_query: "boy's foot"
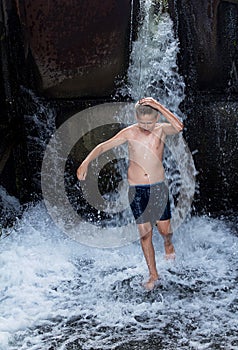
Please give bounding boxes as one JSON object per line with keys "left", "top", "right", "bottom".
{"left": 143, "top": 276, "right": 160, "bottom": 291}
{"left": 165, "top": 252, "right": 176, "bottom": 260}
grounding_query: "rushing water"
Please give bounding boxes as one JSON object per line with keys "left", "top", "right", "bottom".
{"left": 0, "top": 203, "right": 237, "bottom": 350}
{"left": 0, "top": 1, "right": 238, "bottom": 349}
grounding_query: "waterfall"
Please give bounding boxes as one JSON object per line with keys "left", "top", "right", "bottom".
{"left": 123, "top": 0, "right": 185, "bottom": 108}
{"left": 117, "top": 0, "right": 196, "bottom": 232}
{"left": 21, "top": 87, "right": 56, "bottom": 191}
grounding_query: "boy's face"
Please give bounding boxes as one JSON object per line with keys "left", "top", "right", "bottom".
{"left": 136, "top": 113, "right": 158, "bottom": 132}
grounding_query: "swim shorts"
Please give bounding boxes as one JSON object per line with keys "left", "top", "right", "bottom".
{"left": 128, "top": 181, "right": 171, "bottom": 224}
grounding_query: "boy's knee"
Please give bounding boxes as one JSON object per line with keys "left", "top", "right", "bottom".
{"left": 138, "top": 223, "right": 152, "bottom": 239}
{"left": 140, "top": 230, "right": 152, "bottom": 241}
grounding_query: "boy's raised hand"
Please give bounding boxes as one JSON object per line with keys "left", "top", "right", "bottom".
{"left": 139, "top": 97, "right": 160, "bottom": 110}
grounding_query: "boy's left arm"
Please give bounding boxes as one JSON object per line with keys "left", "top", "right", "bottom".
{"left": 139, "top": 97, "right": 184, "bottom": 134}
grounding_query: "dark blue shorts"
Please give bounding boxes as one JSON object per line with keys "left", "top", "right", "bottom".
{"left": 128, "top": 181, "right": 171, "bottom": 224}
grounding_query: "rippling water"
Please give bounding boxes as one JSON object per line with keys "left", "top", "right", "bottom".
{"left": 0, "top": 203, "right": 237, "bottom": 350}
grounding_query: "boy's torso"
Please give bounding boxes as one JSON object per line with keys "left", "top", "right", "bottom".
{"left": 125, "top": 124, "right": 166, "bottom": 185}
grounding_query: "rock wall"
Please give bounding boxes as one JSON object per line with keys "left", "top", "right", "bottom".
{"left": 16, "top": 0, "right": 134, "bottom": 98}
{"left": 169, "top": 0, "right": 238, "bottom": 92}
{"left": 168, "top": 0, "right": 238, "bottom": 214}
{"left": 0, "top": 0, "right": 136, "bottom": 211}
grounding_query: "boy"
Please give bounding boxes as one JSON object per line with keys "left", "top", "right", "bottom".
{"left": 77, "top": 97, "right": 184, "bottom": 290}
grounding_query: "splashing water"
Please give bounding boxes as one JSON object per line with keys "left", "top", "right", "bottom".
{"left": 0, "top": 1, "right": 237, "bottom": 349}
{"left": 119, "top": 0, "right": 185, "bottom": 108}
{"left": 0, "top": 204, "right": 237, "bottom": 349}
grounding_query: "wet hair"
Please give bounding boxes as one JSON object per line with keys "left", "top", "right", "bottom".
{"left": 135, "top": 102, "right": 158, "bottom": 118}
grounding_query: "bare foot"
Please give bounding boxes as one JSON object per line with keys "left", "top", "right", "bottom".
{"left": 163, "top": 240, "right": 176, "bottom": 260}
{"left": 143, "top": 276, "right": 160, "bottom": 291}
{"left": 165, "top": 253, "right": 176, "bottom": 260}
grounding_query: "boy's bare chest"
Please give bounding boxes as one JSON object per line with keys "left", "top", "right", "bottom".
{"left": 128, "top": 132, "right": 164, "bottom": 155}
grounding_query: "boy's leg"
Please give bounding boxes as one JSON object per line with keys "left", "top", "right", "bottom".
{"left": 156, "top": 219, "right": 175, "bottom": 259}
{"left": 137, "top": 222, "right": 159, "bottom": 289}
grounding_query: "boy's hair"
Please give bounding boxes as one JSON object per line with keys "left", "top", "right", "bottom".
{"left": 135, "top": 102, "right": 158, "bottom": 118}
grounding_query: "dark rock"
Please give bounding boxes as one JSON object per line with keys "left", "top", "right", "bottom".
{"left": 16, "top": 0, "right": 134, "bottom": 98}
{"left": 183, "top": 94, "right": 238, "bottom": 214}
{"left": 169, "top": 0, "right": 238, "bottom": 93}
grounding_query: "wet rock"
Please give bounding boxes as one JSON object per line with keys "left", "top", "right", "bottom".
{"left": 169, "top": 0, "right": 238, "bottom": 92}
{"left": 16, "top": 0, "right": 133, "bottom": 98}
{"left": 183, "top": 95, "right": 238, "bottom": 214}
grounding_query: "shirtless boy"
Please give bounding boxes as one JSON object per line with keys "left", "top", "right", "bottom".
{"left": 77, "top": 97, "right": 184, "bottom": 290}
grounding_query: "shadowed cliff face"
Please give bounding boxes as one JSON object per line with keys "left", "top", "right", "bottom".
{"left": 16, "top": 0, "right": 133, "bottom": 97}
{"left": 183, "top": 96, "right": 238, "bottom": 214}
{"left": 169, "top": 0, "right": 238, "bottom": 92}
{"left": 168, "top": 0, "right": 238, "bottom": 214}
{"left": 15, "top": 0, "right": 238, "bottom": 96}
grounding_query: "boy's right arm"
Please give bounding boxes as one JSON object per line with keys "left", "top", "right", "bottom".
{"left": 76, "top": 129, "right": 128, "bottom": 180}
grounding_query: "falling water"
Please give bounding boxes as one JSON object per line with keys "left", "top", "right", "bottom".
{"left": 21, "top": 87, "right": 57, "bottom": 191}
{"left": 117, "top": 0, "right": 196, "bottom": 231}
{"left": 0, "top": 1, "right": 237, "bottom": 349}
{"left": 121, "top": 0, "right": 185, "bottom": 107}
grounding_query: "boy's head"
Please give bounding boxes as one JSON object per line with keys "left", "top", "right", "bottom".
{"left": 134, "top": 102, "right": 159, "bottom": 132}
{"left": 135, "top": 102, "right": 158, "bottom": 119}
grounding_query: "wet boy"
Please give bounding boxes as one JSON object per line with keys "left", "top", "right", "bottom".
{"left": 77, "top": 97, "right": 184, "bottom": 290}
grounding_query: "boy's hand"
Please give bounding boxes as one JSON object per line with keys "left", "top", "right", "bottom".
{"left": 76, "top": 162, "right": 88, "bottom": 180}
{"left": 139, "top": 97, "right": 160, "bottom": 110}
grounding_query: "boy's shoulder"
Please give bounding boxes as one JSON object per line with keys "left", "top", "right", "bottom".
{"left": 122, "top": 123, "right": 138, "bottom": 133}
{"left": 155, "top": 122, "right": 170, "bottom": 131}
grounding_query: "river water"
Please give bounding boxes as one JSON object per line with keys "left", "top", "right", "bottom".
{"left": 0, "top": 203, "right": 237, "bottom": 349}
{"left": 0, "top": 1, "right": 238, "bottom": 349}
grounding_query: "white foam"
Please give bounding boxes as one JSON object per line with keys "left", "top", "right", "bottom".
{"left": 0, "top": 204, "right": 237, "bottom": 349}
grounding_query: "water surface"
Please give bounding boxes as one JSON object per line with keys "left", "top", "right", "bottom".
{"left": 0, "top": 204, "right": 237, "bottom": 350}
